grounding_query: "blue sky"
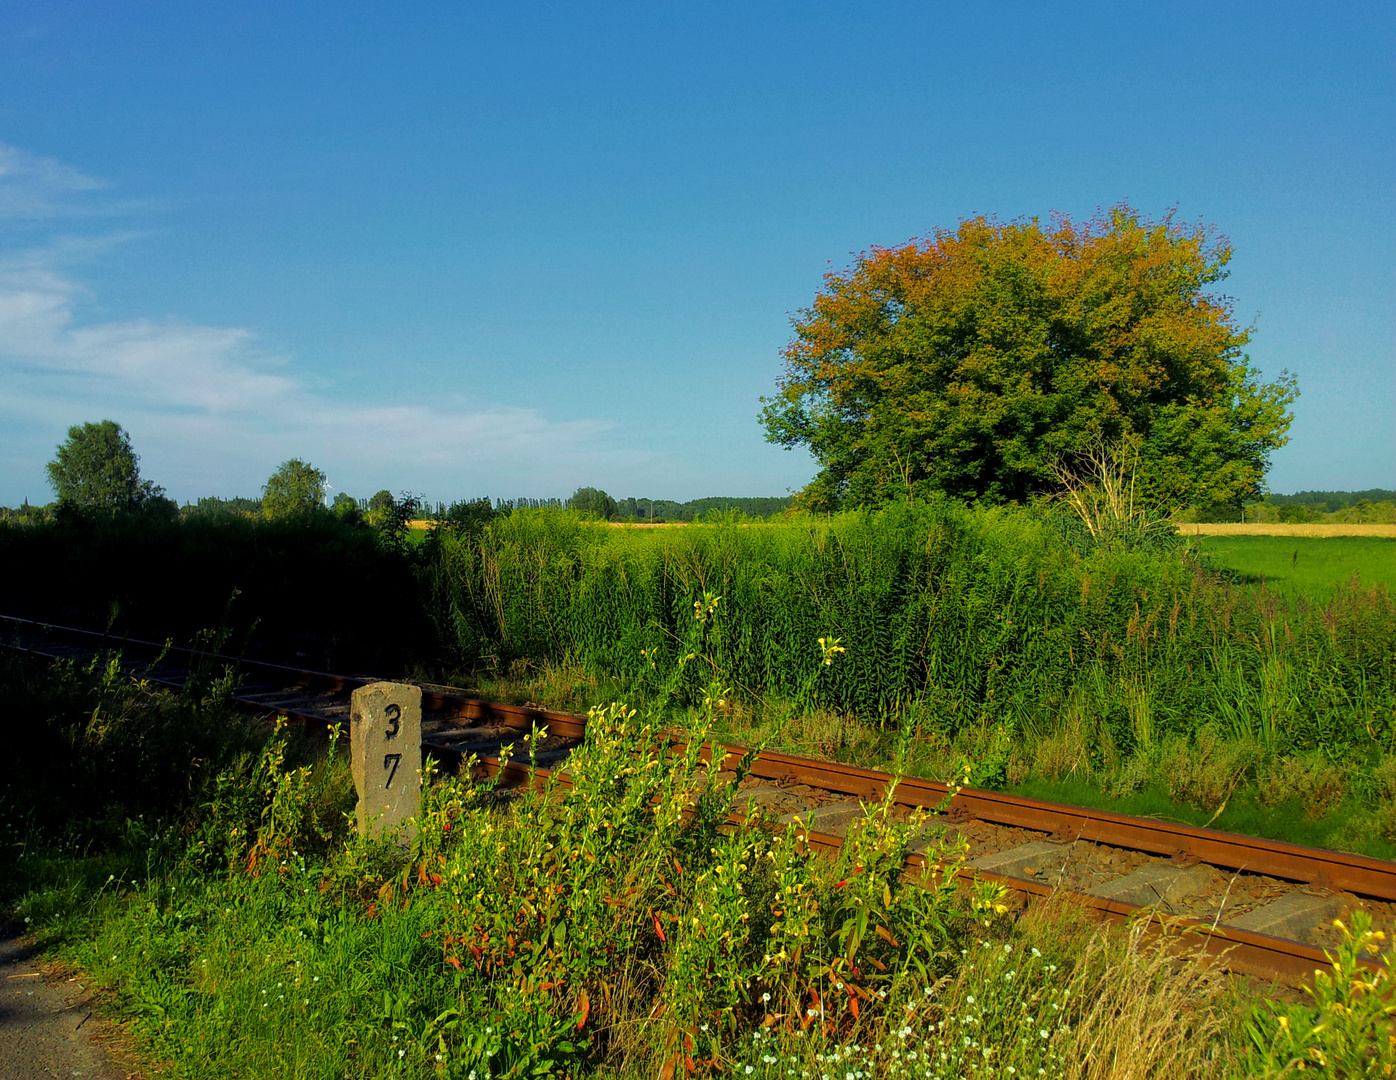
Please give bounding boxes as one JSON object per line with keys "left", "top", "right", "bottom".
{"left": 1, "top": 1, "right": 1392, "bottom": 505}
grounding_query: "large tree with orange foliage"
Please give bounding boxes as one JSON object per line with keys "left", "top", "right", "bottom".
{"left": 761, "top": 207, "right": 1297, "bottom": 512}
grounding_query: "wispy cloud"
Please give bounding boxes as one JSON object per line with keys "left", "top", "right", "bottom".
{"left": 0, "top": 257, "right": 294, "bottom": 408}
{"left": 0, "top": 252, "right": 623, "bottom": 498}
{"left": 0, "top": 143, "right": 106, "bottom": 220}
{"left": 0, "top": 143, "right": 628, "bottom": 502}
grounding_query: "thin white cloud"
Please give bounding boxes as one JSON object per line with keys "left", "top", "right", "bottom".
{"left": 0, "top": 143, "right": 105, "bottom": 220}
{"left": 0, "top": 256, "right": 292, "bottom": 407}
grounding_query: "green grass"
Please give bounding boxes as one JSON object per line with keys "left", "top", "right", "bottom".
{"left": 1195, "top": 535, "right": 1396, "bottom": 595}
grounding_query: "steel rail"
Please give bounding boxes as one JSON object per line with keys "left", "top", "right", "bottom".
{"left": 703, "top": 745, "right": 1396, "bottom": 902}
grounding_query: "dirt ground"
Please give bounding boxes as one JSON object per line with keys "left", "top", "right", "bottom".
{"left": 0, "top": 929, "right": 140, "bottom": 1080}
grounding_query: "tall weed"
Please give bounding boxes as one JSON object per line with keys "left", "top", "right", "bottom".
{"left": 422, "top": 696, "right": 993, "bottom": 1077}
{"left": 426, "top": 502, "right": 1396, "bottom": 764}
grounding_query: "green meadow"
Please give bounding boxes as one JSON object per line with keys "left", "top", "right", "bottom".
{"left": 1195, "top": 535, "right": 1396, "bottom": 595}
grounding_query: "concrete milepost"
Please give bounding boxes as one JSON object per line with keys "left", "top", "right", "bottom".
{"left": 351, "top": 682, "right": 422, "bottom": 842}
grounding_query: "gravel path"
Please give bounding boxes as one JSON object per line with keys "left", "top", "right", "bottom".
{"left": 0, "top": 929, "right": 136, "bottom": 1080}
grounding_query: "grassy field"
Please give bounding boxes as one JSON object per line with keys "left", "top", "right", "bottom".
{"left": 1193, "top": 535, "right": 1396, "bottom": 594}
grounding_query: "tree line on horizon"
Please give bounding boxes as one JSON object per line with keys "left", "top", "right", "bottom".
{"left": 2, "top": 418, "right": 1386, "bottom": 529}
{"left": 0, "top": 427, "right": 796, "bottom": 526}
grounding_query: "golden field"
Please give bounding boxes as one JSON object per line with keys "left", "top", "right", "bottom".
{"left": 1175, "top": 522, "right": 1396, "bottom": 537}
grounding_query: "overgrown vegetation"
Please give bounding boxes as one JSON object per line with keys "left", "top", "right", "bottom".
{"left": 429, "top": 501, "right": 1392, "bottom": 756}
{"left": 5, "top": 650, "right": 1391, "bottom": 1078}
{"left": 6, "top": 488, "right": 1396, "bottom": 855}
{"left": 0, "top": 509, "right": 430, "bottom": 673}
{"left": 426, "top": 499, "right": 1396, "bottom": 855}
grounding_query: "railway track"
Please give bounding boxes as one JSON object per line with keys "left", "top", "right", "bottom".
{"left": 4, "top": 613, "right": 1391, "bottom": 988}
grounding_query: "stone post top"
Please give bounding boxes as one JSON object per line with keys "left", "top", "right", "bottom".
{"left": 353, "top": 681, "right": 423, "bottom": 703}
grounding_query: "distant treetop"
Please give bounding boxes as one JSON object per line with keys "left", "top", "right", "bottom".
{"left": 182, "top": 495, "right": 262, "bottom": 519}
{"left": 1267, "top": 490, "right": 1396, "bottom": 512}
{"left": 262, "top": 459, "right": 327, "bottom": 519}
{"left": 567, "top": 486, "right": 618, "bottom": 520}
{"left": 46, "top": 420, "right": 168, "bottom": 514}
{"left": 613, "top": 495, "right": 794, "bottom": 522}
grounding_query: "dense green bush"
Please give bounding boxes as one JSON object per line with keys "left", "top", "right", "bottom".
{"left": 425, "top": 501, "right": 1396, "bottom": 762}
{"left": 0, "top": 651, "right": 251, "bottom": 841}
{"left": 0, "top": 511, "right": 429, "bottom": 672}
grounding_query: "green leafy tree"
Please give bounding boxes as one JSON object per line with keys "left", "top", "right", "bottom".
{"left": 46, "top": 420, "right": 167, "bottom": 513}
{"left": 261, "top": 459, "right": 326, "bottom": 519}
{"left": 568, "top": 486, "right": 617, "bottom": 520}
{"left": 330, "top": 492, "right": 362, "bottom": 524}
{"left": 365, "top": 489, "right": 396, "bottom": 527}
{"left": 435, "top": 496, "right": 498, "bottom": 534}
{"left": 183, "top": 496, "right": 262, "bottom": 520}
{"left": 761, "top": 206, "right": 1297, "bottom": 512}
{"left": 377, "top": 491, "right": 422, "bottom": 554}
